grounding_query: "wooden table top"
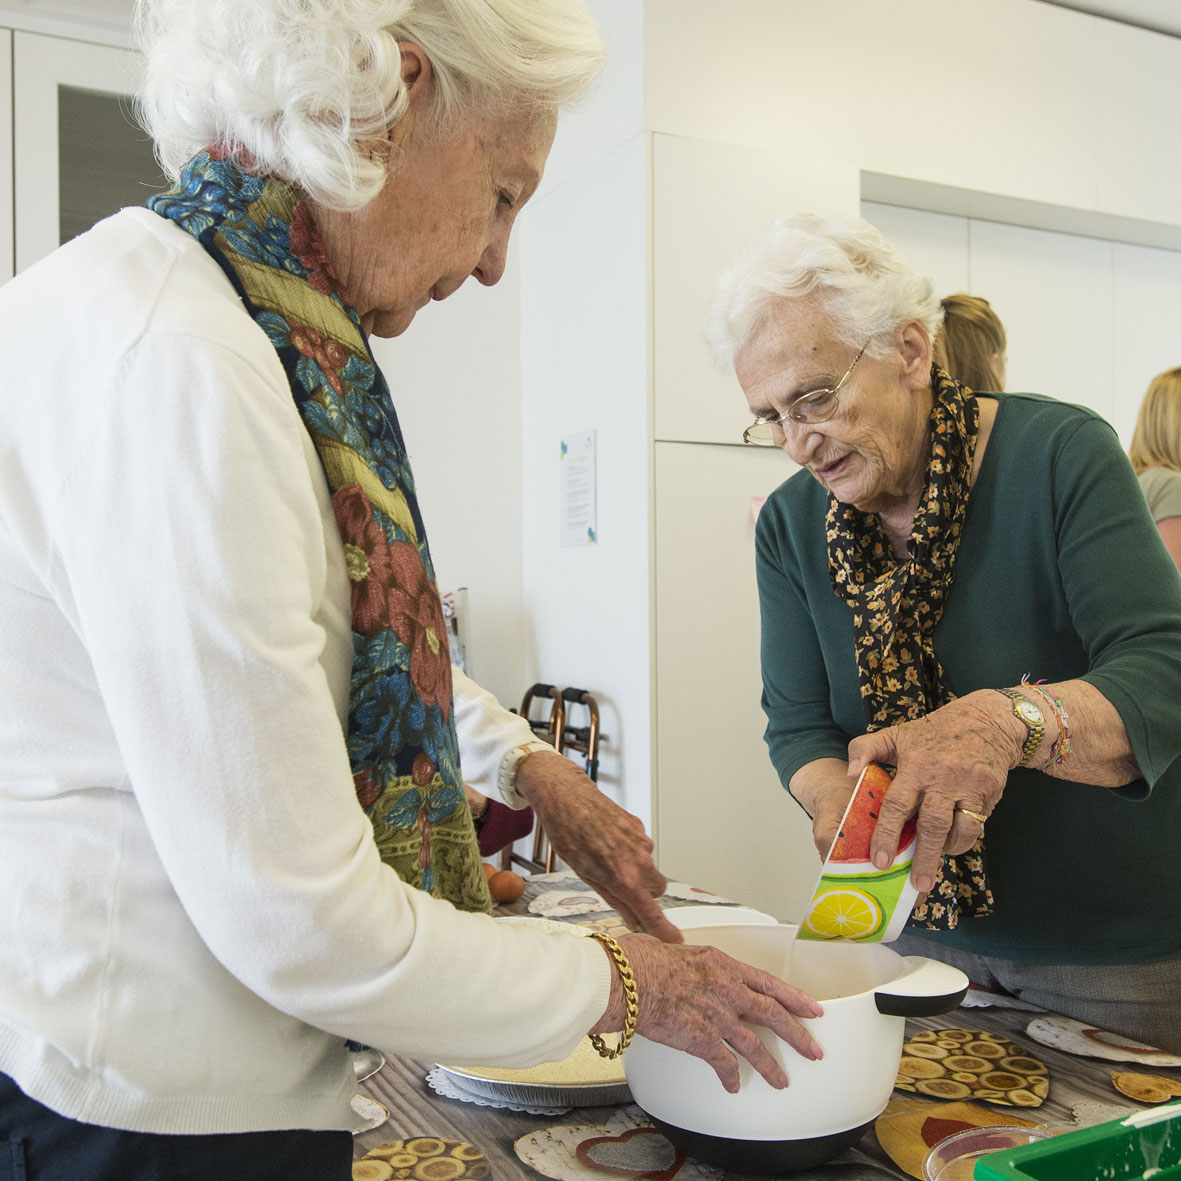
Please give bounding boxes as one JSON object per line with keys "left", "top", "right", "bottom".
{"left": 352, "top": 879, "right": 1176, "bottom": 1180}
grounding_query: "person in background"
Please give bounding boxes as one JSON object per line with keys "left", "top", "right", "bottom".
{"left": 707, "top": 211, "right": 1181, "bottom": 1052}
{"left": 0, "top": 4, "right": 824, "bottom": 1177}
{"left": 932, "top": 292, "right": 1007, "bottom": 391}
{"left": 1129, "top": 366, "right": 1181, "bottom": 572}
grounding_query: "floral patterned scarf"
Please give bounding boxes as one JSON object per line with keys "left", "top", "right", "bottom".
{"left": 827, "top": 365, "right": 994, "bottom": 929}
{"left": 148, "top": 149, "right": 491, "bottom": 914}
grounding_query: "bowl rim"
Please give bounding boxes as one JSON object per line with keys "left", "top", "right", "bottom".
{"left": 921, "top": 1123, "right": 1051, "bottom": 1179}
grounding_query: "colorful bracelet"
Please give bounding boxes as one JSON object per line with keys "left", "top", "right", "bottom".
{"left": 588, "top": 931, "right": 639, "bottom": 1059}
{"left": 1021, "top": 677, "right": 1072, "bottom": 769}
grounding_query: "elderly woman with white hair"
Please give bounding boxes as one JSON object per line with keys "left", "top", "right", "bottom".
{"left": 0, "top": 3, "right": 826, "bottom": 1176}
{"left": 709, "top": 212, "right": 1181, "bottom": 1052}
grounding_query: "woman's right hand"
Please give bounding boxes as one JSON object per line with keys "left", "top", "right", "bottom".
{"left": 590, "top": 933, "right": 824, "bottom": 1093}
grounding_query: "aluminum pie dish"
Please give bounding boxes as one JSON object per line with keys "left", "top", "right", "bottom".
{"left": 437, "top": 1037, "right": 631, "bottom": 1108}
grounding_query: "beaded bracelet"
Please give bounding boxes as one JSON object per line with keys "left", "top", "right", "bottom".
{"left": 588, "top": 931, "right": 639, "bottom": 1059}
{"left": 1021, "top": 676, "right": 1072, "bottom": 769}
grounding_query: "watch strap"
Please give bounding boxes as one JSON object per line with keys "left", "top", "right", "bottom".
{"left": 994, "top": 687, "right": 1045, "bottom": 768}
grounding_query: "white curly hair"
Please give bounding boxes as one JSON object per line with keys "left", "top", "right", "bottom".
{"left": 705, "top": 212, "right": 942, "bottom": 372}
{"left": 133, "top": 0, "right": 606, "bottom": 211}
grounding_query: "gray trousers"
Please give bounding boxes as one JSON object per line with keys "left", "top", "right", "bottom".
{"left": 891, "top": 933, "right": 1181, "bottom": 1055}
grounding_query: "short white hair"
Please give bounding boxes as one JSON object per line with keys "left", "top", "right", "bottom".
{"left": 134, "top": 0, "right": 606, "bottom": 211}
{"left": 705, "top": 212, "right": 942, "bottom": 372}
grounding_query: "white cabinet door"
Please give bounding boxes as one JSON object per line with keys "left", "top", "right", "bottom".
{"left": 13, "top": 31, "right": 162, "bottom": 273}
{"left": 653, "top": 439, "right": 818, "bottom": 922}
{"left": 0, "top": 29, "right": 13, "bottom": 283}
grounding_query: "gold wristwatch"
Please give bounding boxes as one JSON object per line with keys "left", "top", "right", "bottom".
{"left": 994, "top": 687, "right": 1045, "bottom": 767}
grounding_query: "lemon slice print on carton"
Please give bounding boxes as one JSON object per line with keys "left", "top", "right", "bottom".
{"left": 802, "top": 886, "right": 884, "bottom": 939}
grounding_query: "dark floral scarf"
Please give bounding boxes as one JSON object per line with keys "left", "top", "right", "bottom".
{"left": 149, "top": 149, "right": 491, "bottom": 914}
{"left": 828, "top": 365, "right": 994, "bottom": 929}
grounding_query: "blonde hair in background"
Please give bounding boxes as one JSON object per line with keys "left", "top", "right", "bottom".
{"left": 932, "top": 293, "right": 1007, "bottom": 392}
{"left": 705, "top": 212, "right": 942, "bottom": 372}
{"left": 1129, "top": 367, "right": 1181, "bottom": 474}
{"left": 133, "top": 0, "right": 605, "bottom": 212}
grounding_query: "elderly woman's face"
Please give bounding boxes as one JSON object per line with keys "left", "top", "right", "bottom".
{"left": 735, "top": 300, "right": 933, "bottom": 517}
{"left": 315, "top": 105, "right": 557, "bottom": 338}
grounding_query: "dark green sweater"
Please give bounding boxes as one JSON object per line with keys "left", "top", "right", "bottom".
{"left": 755, "top": 392, "right": 1181, "bottom": 964}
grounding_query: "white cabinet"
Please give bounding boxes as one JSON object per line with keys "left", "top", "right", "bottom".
{"left": 10, "top": 29, "right": 164, "bottom": 275}
{"left": 653, "top": 440, "right": 819, "bottom": 918}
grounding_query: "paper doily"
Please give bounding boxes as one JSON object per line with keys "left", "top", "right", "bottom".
{"left": 426, "top": 1067, "right": 571, "bottom": 1116}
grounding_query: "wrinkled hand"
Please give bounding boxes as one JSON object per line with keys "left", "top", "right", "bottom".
{"left": 788, "top": 758, "right": 856, "bottom": 860}
{"left": 591, "top": 934, "right": 824, "bottom": 1092}
{"left": 847, "top": 692, "right": 1018, "bottom": 895}
{"left": 514, "top": 749, "right": 682, "bottom": 943}
{"left": 809, "top": 780, "right": 856, "bottom": 860}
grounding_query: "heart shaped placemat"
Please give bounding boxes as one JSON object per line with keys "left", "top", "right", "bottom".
{"left": 515, "top": 1105, "right": 724, "bottom": 1179}
{"left": 875, "top": 1098, "right": 1039, "bottom": 1180}
{"left": 353, "top": 1138, "right": 489, "bottom": 1180}
{"left": 894, "top": 1029, "right": 1048, "bottom": 1106}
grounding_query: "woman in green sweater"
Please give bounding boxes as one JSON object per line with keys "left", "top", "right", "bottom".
{"left": 707, "top": 212, "right": 1181, "bottom": 1052}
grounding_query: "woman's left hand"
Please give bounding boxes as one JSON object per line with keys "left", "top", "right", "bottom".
{"left": 846, "top": 691, "right": 1023, "bottom": 895}
{"left": 514, "top": 749, "right": 684, "bottom": 943}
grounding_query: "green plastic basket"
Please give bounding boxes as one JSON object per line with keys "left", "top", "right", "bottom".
{"left": 973, "top": 1103, "right": 1181, "bottom": 1181}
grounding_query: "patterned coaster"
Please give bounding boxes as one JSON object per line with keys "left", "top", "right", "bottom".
{"left": 895, "top": 1030, "right": 1048, "bottom": 1106}
{"left": 1111, "top": 1070, "right": 1181, "bottom": 1103}
{"left": 425, "top": 1066, "right": 571, "bottom": 1115}
{"left": 515, "top": 1105, "right": 725, "bottom": 1180}
{"left": 1025, "top": 1016, "right": 1181, "bottom": 1066}
{"left": 875, "top": 1098, "right": 1039, "bottom": 1180}
{"left": 353, "top": 1138, "right": 489, "bottom": 1180}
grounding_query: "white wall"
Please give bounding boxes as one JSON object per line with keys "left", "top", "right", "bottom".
{"left": 370, "top": 257, "right": 527, "bottom": 711}
{"left": 643, "top": 0, "right": 1181, "bottom": 227}
{"left": 519, "top": 134, "right": 653, "bottom": 826}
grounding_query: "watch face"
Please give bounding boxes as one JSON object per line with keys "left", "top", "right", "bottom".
{"left": 1016, "top": 700, "right": 1042, "bottom": 725}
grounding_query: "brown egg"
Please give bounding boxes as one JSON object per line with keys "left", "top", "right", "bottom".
{"left": 487, "top": 870, "right": 526, "bottom": 903}
{"left": 481, "top": 862, "right": 497, "bottom": 880}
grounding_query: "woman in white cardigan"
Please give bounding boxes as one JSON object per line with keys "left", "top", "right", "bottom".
{"left": 0, "top": 1, "right": 823, "bottom": 1177}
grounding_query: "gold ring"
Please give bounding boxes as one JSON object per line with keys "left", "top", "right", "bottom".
{"left": 956, "top": 806, "right": 988, "bottom": 825}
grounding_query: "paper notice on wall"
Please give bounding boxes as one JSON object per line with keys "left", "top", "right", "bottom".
{"left": 560, "top": 431, "right": 597, "bottom": 547}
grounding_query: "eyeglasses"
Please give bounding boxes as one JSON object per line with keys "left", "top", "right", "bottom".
{"left": 741, "top": 342, "right": 868, "bottom": 445}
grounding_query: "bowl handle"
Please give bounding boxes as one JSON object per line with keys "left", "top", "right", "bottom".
{"left": 873, "top": 956, "right": 969, "bottom": 1017}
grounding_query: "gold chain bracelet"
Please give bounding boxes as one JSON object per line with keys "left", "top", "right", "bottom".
{"left": 587, "top": 931, "right": 638, "bottom": 1059}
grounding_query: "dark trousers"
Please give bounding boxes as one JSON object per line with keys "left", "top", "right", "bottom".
{"left": 0, "top": 1073, "right": 352, "bottom": 1181}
